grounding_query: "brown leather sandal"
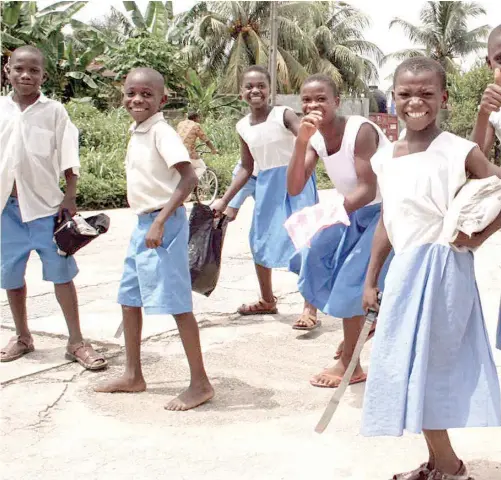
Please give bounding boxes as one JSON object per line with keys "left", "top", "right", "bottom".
{"left": 391, "top": 463, "right": 431, "bottom": 479}
{"left": 66, "top": 341, "right": 108, "bottom": 371}
{"left": 237, "top": 297, "right": 278, "bottom": 316}
{"left": 1, "top": 335, "right": 35, "bottom": 362}
{"left": 292, "top": 312, "right": 321, "bottom": 331}
{"left": 427, "top": 461, "right": 473, "bottom": 479}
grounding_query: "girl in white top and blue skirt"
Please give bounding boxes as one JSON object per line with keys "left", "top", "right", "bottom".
{"left": 287, "top": 74, "right": 392, "bottom": 388}
{"left": 361, "top": 57, "right": 501, "bottom": 480}
{"left": 212, "top": 66, "right": 317, "bottom": 315}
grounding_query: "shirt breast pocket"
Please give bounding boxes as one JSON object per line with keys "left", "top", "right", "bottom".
{"left": 26, "top": 125, "right": 55, "bottom": 159}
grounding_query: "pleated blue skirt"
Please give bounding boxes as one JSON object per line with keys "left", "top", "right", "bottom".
{"left": 250, "top": 166, "right": 318, "bottom": 268}
{"left": 361, "top": 243, "right": 501, "bottom": 436}
{"left": 496, "top": 297, "right": 501, "bottom": 350}
{"left": 289, "top": 202, "right": 392, "bottom": 318}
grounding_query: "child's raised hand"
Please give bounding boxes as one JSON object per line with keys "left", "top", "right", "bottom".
{"left": 479, "top": 68, "right": 501, "bottom": 115}
{"left": 145, "top": 220, "right": 164, "bottom": 249}
{"left": 297, "top": 111, "right": 322, "bottom": 143}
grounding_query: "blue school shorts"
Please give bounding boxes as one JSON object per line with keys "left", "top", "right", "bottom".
{"left": 227, "top": 163, "right": 256, "bottom": 210}
{"left": 1, "top": 197, "right": 78, "bottom": 290}
{"left": 117, "top": 206, "right": 193, "bottom": 315}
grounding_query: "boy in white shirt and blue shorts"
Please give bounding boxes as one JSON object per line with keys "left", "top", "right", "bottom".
{"left": 0, "top": 46, "right": 107, "bottom": 370}
{"left": 95, "top": 68, "right": 214, "bottom": 411}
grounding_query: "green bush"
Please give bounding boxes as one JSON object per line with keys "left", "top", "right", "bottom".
{"left": 65, "top": 102, "right": 332, "bottom": 210}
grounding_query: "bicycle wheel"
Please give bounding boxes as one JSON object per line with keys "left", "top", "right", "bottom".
{"left": 196, "top": 168, "right": 218, "bottom": 205}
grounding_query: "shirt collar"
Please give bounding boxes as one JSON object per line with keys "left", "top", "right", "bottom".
{"left": 130, "top": 112, "right": 165, "bottom": 134}
{"left": 7, "top": 91, "right": 49, "bottom": 107}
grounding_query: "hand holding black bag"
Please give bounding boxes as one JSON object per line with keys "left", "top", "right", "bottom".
{"left": 188, "top": 197, "right": 229, "bottom": 297}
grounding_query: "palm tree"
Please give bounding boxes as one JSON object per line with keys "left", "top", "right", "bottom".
{"left": 307, "top": 2, "right": 383, "bottom": 93}
{"left": 179, "top": 1, "right": 319, "bottom": 93}
{"left": 386, "top": 1, "right": 489, "bottom": 72}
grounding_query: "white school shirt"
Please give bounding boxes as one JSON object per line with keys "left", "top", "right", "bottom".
{"left": 236, "top": 106, "right": 295, "bottom": 171}
{"left": 0, "top": 93, "right": 80, "bottom": 222}
{"left": 125, "top": 112, "right": 191, "bottom": 215}
{"left": 309, "top": 116, "right": 390, "bottom": 205}
{"left": 489, "top": 109, "right": 501, "bottom": 143}
{"left": 371, "top": 132, "right": 477, "bottom": 254}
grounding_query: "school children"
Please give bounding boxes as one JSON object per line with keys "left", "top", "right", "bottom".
{"left": 361, "top": 57, "right": 501, "bottom": 479}
{"left": 212, "top": 66, "right": 317, "bottom": 314}
{"left": 287, "top": 74, "right": 391, "bottom": 387}
{"left": 0, "top": 46, "right": 107, "bottom": 370}
{"left": 95, "top": 68, "right": 213, "bottom": 411}
{"left": 471, "top": 24, "right": 501, "bottom": 351}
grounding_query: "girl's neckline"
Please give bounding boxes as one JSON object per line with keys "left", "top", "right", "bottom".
{"left": 248, "top": 105, "right": 274, "bottom": 127}
{"left": 318, "top": 116, "right": 349, "bottom": 157}
{"left": 391, "top": 131, "right": 445, "bottom": 159}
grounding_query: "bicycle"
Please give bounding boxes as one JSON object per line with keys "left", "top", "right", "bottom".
{"left": 193, "top": 147, "right": 219, "bottom": 205}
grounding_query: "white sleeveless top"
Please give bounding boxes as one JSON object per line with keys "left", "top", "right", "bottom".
{"left": 236, "top": 106, "right": 295, "bottom": 171}
{"left": 371, "top": 132, "right": 477, "bottom": 254}
{"left": 310, "top": 115, "right": 389, "bottom": 205}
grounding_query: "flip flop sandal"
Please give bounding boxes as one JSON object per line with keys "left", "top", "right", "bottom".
{"left": 1, "top": 336, "right": 35, "bottom": 362}
{"left": 334, "top": 325, "right": 377, "bottom": 359}
{"left": 237, "top": 297, "right": 278, "bottom": 316}
{"left": 391, "top": 463, "right": 431, "bottom": 479}
{"left": 66, "top": 341, "right": 108, "bottom": 371}
{"left": 427, "top": 461, "right": 473, "bottom": 480}
{"left": 310, "top": 372, "right": 367, "bottom": 388}
{"left": 292, "top": 313, "right": 321, "bottom": 331}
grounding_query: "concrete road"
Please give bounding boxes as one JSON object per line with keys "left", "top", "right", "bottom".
{"left": 1, "top": 191, "right": 500, "bottom": 480}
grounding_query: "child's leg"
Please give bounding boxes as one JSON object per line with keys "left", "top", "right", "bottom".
{"left": 7, "top": 285, "right": 30, "bottom": 338}
{"left": 423, "top": 429, "right": 462, "bottom": 475}
{"left": 255, "top": 264, "right": 274, "bottom": 303}
{"left": 165, "top": 312, "right": 214, "bottom": 411}
{"left": 95, "top": 306, "right": 146, "bottom": 393}
{"left": 1, "top": 285, "right": 35, "bottom": 362}
{"left": 54, "top": 281, "right": 83, "bottom": 344}
{"left": 310, "top": 315, "right": 366, "bottom": 387}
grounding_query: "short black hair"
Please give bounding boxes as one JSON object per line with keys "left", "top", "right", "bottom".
{"left": 187, "top": 111, "right": 199, "bottom": 120}
{"left": 10, "top": 45, "right": 45, "bottom": 67}
{"left": 302, "top": 74, "right": 339, "bottom": 97}
{"left": 242, "top": 65, "right": 271, "bottom": 85}
{"left": 393, "top": 57, "right": 447, "bottom": 90}
{"left": 488, "top": 25, "right": 501, "bottom": 49}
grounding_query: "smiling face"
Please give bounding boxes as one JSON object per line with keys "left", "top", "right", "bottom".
{"left": 393, "top": 69, "right": 447, "bottom": 132}
{"left": 300, "top": 80, "right": 339, "bottom": 125}
{"left": 241, "top": 71, "right": 270, "bottom": 109}
{"left": 123, "top": 70, "right": 166, "bottom": 123}
{"left": 6, "top": 49, "right": 45, "bottom": 97}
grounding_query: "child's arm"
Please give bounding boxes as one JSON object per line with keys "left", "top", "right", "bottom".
{"left": 343, "top": 123, "right": 379, "bottom": 214}
{"left": 452, "top": 146, "right": 501, "bottom": 251}
{"left": 212, "top": 136, "right": 254, "bottom": 215}
{"left": 59, "top": 169, "right": 78, "bottom": 220}
{"left": 145, "top": 162, "right": 197, "bottom": 249}
{"left": 283, "top": 109, "right": 301, "bottom": 136}
{"left": 287, "top": 112, "right": 321, "bottom": 196}
{"left": 55, "top": 106, "right": 80, "bottom": 220}
{"left": 471, "top": 68, "right": 501, "bottom": 155}
{"left": 362, "top": 207, "right": 392, "bottom": 313}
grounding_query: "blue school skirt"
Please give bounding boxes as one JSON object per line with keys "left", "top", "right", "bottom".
{"left": 361, "top": 244, "right": 501, "bottom": 436}
{"left": 289, "top": 202, "right": 391, "bottom": 319}
{"left": 250, "top": 165, "right": 318, "bottom": 268}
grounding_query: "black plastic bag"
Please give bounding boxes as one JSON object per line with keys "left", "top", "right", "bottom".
{"left": 53, "top": 210, "right": 110, "bottom": 257}
{"left": 188, "top": 202, "right": 229, "bottom": 297}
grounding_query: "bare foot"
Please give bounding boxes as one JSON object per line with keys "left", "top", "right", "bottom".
{"left": 310, "top": 357, "right": 366, "bottom": 388}
{"left": 164, "top": 381, "right": 214, "bottom": 411}
{"left": 94, "top": 373, "right": 146, "bottom": 393}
